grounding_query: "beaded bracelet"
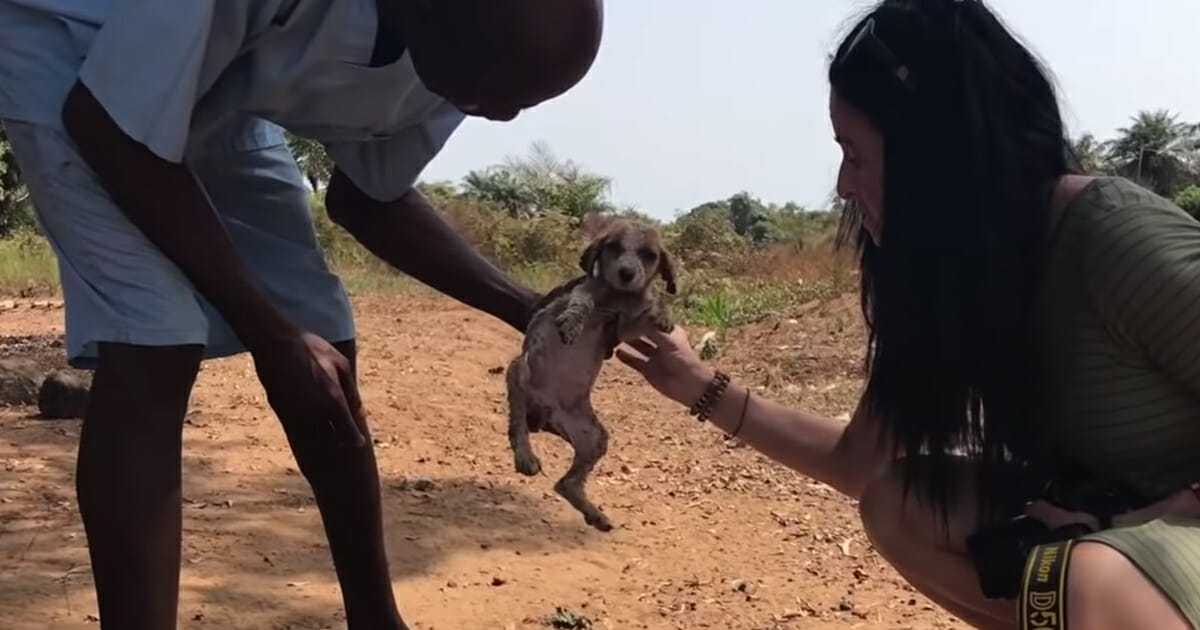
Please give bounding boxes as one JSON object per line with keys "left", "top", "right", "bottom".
{"left": 729, "top": 388, "right": 752, "bottom": 439}
{"left": 689, "top": 370, "right": 730, "bottom": 423}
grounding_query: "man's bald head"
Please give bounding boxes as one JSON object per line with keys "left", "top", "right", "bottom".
{"left": 401, "top": 0, "right": 604, "bottom": 121}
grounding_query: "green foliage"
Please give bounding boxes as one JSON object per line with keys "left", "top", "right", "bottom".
{"left": 690, "top": 290, "right": 738, "bottom": 330}
{"left": 1071, "top": 133, "right": 1112, "bottom": 175}
{"left": 677, "top": 192, "right": 837, "bottom": 251}
{"left": 286, "top": 132, "right": 334, "bottom": 191}
{"left": 759, "top": 204, "right": 838, "bottom": 247}
{"left": 415, "top": 180, "right": 460, "bottom": 206}
{"left": 675, "top": 269, "right": 844, "bottom": 332}
{"left": 729, "top": 191, "right": 767, "bottom": 240}
{"left": 668, "top": 204, "right": 750, "bottom": 270}
{"left": 438, "top": 196, "right": 579, "bottom": 285}
{"left": 0, "top": 125, "right": 35, "bottom": 237}
{"left": 1107, "top": 110, "right": 1199, "bottom": 197}
{"left": 1175, "top": 185, "right": 1200, "bottom": 219}
{"left": 0, "top": 227, "right": 59, "bottom": 295}
{"left": 462, "top": 142, "right": 613, "bottom": 219}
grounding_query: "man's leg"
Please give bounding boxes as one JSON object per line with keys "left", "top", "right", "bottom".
{"left": 185, "top": 121, "right": 403, "bottom": 627}
{"left": 276, "top": 339, "right": 405, "bottom": 629}
{"left": 76, "top": 343, "right": 203, "bottom": 629}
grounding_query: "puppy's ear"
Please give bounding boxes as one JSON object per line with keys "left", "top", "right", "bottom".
{"left": 658, "top": 246, "right": 678, "bottom": 294}
{"left": 579, "top": 232, "right": 608, "bottom": 277}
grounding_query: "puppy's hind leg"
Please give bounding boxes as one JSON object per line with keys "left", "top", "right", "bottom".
{"left": 554, "top": 411, "right": 612, "bottom": 532}
{"left": 505, "top": 362, "right": 542, "bottom": 477}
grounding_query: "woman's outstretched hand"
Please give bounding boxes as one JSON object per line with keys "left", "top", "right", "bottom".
{"left": 616, "top": 326, "right": 714, "bottom": 408}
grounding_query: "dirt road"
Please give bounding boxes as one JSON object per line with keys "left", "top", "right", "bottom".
{"left": 0, "top": 293, "right": 966, "bottom": 629}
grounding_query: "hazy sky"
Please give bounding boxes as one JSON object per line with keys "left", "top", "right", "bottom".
{"left": 421, "top": 1, "right": 1200, "bottom": 219}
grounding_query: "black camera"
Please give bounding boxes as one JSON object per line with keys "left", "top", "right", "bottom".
{"left": 965, "top": 515, "right": 1093, "bottom": 600}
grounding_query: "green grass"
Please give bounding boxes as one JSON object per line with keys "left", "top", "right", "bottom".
{"left": 0, "top": 229, "right": 59, "bottom": 296}
{"left": 678, "top": 278, "right": 842, "bottom": 332}
{"left": 689, "top": 291, "right": 738, "bottom": 330}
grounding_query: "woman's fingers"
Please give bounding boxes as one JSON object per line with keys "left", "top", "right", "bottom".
{"left": 616, "top": 347, "right": 649, "bottom": 373}
{"left": 627, "top": 338, "right": 657, "bottom": 356}
{"left": 647, "top": 324, "right": 687, "bottom": 346}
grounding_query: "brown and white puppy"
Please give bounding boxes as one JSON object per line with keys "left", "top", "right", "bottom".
{"left": 505, "top": 221, "right": 676, "bottom": 531}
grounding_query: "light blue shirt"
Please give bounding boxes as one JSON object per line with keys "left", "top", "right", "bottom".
{"left": 0, "top": 0, "right": 465, "bottom": 201}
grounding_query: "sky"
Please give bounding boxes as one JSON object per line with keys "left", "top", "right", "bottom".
{"left": 420, "top": 1, "right": 1200, "bottom": 220}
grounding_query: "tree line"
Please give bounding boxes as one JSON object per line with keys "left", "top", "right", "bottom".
{"left": 1, "top": 108, "right": 1198, "bottom": 242}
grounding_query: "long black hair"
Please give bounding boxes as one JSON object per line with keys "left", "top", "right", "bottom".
{"left": 828, "top": 0, "right": 1078, "bottom": 519}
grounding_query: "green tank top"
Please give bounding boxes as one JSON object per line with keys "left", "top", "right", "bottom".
{"left": 1035, "top": 177, "right": 1200, "bottom": 501}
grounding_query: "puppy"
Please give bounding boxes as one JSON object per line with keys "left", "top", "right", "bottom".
{"left": 505, "top": 221, "right": 676, "bottom": 531}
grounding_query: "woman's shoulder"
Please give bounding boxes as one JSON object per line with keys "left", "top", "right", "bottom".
{"left": 1057, "top": 176, "right": 1200, "bottom": 302}
{"left": 1058, "top": 177, "right": 1195, "bottom": 251}
{"left": 1067, "top": 176, "right": 1187, "bottom": 221}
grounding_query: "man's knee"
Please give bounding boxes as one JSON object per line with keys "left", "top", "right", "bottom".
{"left": 92, "top": 343, "right": 204, "bottom": 414}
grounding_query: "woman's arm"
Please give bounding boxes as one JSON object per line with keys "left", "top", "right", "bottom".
{"left": 618, "top": 327, "right": 893, "bottom": 499}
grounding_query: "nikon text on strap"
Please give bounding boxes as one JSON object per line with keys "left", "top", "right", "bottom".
{"left": 1019, "top": 540, "right": 1075, "bottom": 630}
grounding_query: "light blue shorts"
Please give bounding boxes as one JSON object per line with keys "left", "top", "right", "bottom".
{"left": 3, "top": 117, "right": 355, "bottom": 368}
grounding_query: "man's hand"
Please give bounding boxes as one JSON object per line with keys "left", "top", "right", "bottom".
{"left": 252, "top": 332, "right": 366, "bottom": 448}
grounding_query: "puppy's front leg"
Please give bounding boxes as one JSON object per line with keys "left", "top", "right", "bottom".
{"left": 620, "top": 299, "right": 674, "bottom": 342}
{"left": 555, "top": 286, "right": 595, "bottom": 345}
{"left": 649, "top": 299, "right": 675, "bottom": 333}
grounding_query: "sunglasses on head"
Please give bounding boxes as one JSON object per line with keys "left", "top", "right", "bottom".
{"left": 836, "top": 17, "right": 916, "bottom": 93}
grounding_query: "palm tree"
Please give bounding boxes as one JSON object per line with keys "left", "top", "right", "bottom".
{"left": 1108, "top": 110, "right": 1198, "bottom": 197}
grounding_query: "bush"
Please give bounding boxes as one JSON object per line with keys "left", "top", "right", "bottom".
{"left": 666, "top": 206, "right": 751, "bottom": 272}
{"left": 0, "top": 226, "right": 59, "bottom": 295}
{"left": 1175, "top": 185, "right": 1200, "bottom": 219}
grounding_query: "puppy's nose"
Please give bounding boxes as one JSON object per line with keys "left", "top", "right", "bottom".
{"left": 618, "top": 268, "right": 635, "bottom": 283}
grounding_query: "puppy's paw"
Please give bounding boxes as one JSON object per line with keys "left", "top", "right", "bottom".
{"left": 556, "top": 313, "right": 584, "bottom": 345}
{"left": 514, "top": 452, "right": 542, "bottom": 477}
{"left": 586, "top": 512, "right": 614, "bottom": 532}
{"left": 652, "top": 310, "right": 675, "bottom": 334}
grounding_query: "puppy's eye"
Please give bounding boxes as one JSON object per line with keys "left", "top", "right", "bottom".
{"left": 604, "top": 242, "right": 622, "bottom": 253}
{"left": 638, "top": 248, "right": 658, "bottom": 262}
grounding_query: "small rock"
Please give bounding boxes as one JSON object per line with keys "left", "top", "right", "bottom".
{"left": 446, "top": 580, "right": 458, "bottom": 588}
{"left": 84, "top": 614, "right": 99, "bottom": 623}
{"left": 730, "top": 579, "right": 756, "bottom": 596}
{"left": 695, "top": 332, "right": 720, "bottom": 361}
{"left": 491, "top": 576, "right": 507, "bottom": 587}
{"left": 38, "top": 370, "right": 92, "bottom": 419}
{"left": 0, "top": 358, "right": 45, "bottom": 406}
{"left": 488, "top": 366, "right": 505, "bottom": 375}
{"left": 394, "top": 476, "right": 435, "bottom": 492}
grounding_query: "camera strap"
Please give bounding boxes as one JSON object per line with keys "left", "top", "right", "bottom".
{"left": 1018, "top": 539, "right": 1076, "bottom": 630}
